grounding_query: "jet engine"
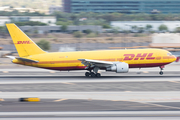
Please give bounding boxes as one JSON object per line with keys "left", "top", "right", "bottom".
{"left": 106, "top": 62, "right": 129, "bottom": 73}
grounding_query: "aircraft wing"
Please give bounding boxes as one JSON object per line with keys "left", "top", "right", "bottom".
{"left": 78, "top": 59, "right": 113, "bottom": 69}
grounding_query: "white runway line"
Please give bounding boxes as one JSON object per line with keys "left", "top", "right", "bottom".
{"left": 54, "top": 99, "right": 68, "bottom": 102}
{"left": 61, "top": 82, "right": 76, "bottom": 85}
{"left": 1, "top": 111, "right": 180, "bottom": 117}
{"left": 169, "top": 81, "right": 180, "bottom": 83}
{"left": 140, "top": 102, "right": 180, "bottom": 110}
{"left": 2, "top": 78, "right": 180, "bottom": 84}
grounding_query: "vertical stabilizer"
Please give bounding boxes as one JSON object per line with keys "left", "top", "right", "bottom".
{"left": 6, "top": 24, "right": 46, "bottom": 57}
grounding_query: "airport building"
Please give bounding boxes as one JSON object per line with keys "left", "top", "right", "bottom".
{"left": 111, "top": 21, "right": 180, "bottom": 32}
{"left": 49, "top": 6, "right": 63, "bottom": 14}
{"left": 63, "top": 0, "right": 180, "bottom": 14}
{"left": 0, "top": 16, "right": 56, "bottom": 26}
{"left": 20, "top": 25, "right": 103, "bottom": 34}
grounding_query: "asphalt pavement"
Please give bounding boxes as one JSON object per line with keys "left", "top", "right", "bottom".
{"left": 1, "top": 65, "right": 180, "bottom": 119}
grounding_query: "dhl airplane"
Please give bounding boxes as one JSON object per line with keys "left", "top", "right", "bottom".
{"left": 6, "top": 24, "right": 177, "bottom": 77}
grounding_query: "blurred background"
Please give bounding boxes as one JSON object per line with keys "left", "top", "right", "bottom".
{"left": 1, "top": 0, "right": 180, "bottom": 119}
{"left": 1, "top": 0, "right": 180, "bottom": 55}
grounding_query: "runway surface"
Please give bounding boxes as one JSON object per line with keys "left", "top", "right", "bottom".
{"left": 1, "top": 117, "right": 180, "bottom": 120}
{"left": 1, "top": 98, "right": 180, "bottom": 112}
{"left": 1, "top": 79, "right": 180, "bottom": 91}
{"left": 1, "top": 72, "right": 180, "bottom": 91}
{"left": 1, "top": 67, "right": 180, "bottom": 119}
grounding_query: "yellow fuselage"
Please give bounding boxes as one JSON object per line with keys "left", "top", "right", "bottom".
{"left": 13, "top": 49, "right": 176, "bottom": 71}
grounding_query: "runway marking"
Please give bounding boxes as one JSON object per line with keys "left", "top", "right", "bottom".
{"left": 143, "top": 71, "right": 149, "bottom": 73}
{"left": 49, "top": 71, "right": 56, "bottom": 73}
{"left": 140, "top": 102, "right": 180, "bottom": 110}
{"left": 2, "top": 71, "right": 9, "bottom": 73}
{"left": 111, "top": 100, "right": 121, "bottom": 101}
{"left": 54, "top": 99, "right": 68, "bottom": 102}
{"left": 88, "top": 98, "right": 92, "bottom": 101}
{"left": 131, "top": 106, "right": 154, "bottom": 108}
{"left": 61, "top": 82, "right": 75, "bottom": 85}
{"left": 169, "top": 81, "right": 179, "bottom": 83}
{"left": 124, "top": 91, "right": 132, "bottom": 92}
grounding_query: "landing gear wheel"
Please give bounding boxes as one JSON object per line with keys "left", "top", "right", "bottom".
{"left": 85, "top": 72, "right": 90, "bottom": 77}
{"left": 159, "top": 71, "right": 163, "bottom": 75}
{"left": 96, "top": 73, "right": 101, "bottom": 77}
{"left": 90, "top": 72, "right": 96, "bottom": 77}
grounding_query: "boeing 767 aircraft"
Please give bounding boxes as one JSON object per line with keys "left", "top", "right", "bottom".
{"left": 6, "top": 24, "right": 177, "bottom": 77}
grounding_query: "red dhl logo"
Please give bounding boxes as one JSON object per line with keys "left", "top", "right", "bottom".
{"left": 15, "top": 41, "right": 33, "bottom": 44}
{"left": 123, "top": 53, "right": 155, "bottom": 60}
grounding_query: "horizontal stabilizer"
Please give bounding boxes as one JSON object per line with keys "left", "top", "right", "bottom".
{"left": 16, "top": 57, "right": 39, "bottom": 63}
{"left": 6, "top": 56, "right": 16, "bottom": 60}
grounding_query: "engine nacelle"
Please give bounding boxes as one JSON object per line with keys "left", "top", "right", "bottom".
{"left": 106, "top": 62, "right": 129, "bottom": 73}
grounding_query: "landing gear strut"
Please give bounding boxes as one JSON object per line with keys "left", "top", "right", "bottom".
{"left": 159, "top": 66, "right": 164, "bottom": 75}
{"left": 85, "top": 67, "right": 101, "bottom": 77}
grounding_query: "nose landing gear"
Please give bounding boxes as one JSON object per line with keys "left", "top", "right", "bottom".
{"left": 159, "top": 66, "right": 164, "bottom": 75}
{"left": 159, "top": 71, "right": 163, "bottom": 75}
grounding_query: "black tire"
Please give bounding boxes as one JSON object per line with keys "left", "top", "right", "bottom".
{"left": 96, "top": 73, "right": 101, "bottom": 77}
{"left": 85, "top": 72, "right": 90, "bottom": 77}
{"left": 159, "top": 71, "right": 163, "bottom": 75}
{"left": 90, "top": 72, "right": 96, "bottom": 77}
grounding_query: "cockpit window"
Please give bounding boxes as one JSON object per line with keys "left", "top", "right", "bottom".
{"left": 167, "top": 53, "right": 172, "bottom": 56}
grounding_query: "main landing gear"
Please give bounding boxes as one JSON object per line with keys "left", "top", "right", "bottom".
{"left": 85, "top": 67, "right": 101, "bottom": 77}
{"left": 85, "top": 72, "right": 101, "bottom": 77}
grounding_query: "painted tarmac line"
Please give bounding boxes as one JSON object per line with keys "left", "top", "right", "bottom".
{"left": 2, "top": 78, "right": 180, "bottom": 85}
{"left": 61, "top": 82, "right": 76, "bottom": 85}
{"left": 1, "top": 111, "right": 180, "bottom": 117}
{"left": 169, "top": 81, "right": 180, "bottom": 83}
{"left": 54, "top": 99, "right": 68, "bottom": 102}
{"left": 139, "top": 102, "right": 180, "bottom": 110}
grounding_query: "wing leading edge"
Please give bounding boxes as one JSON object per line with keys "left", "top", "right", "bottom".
{"left": 78, "top": 59, "right": 114, "bottom": 69}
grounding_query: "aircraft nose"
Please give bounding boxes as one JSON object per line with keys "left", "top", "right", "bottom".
{"left": 175, "top": 56, "right": 180, "bottom": 62}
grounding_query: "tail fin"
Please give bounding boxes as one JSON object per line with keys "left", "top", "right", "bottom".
{"left": 6, "top": 23, "right": 46, "bottom": 57}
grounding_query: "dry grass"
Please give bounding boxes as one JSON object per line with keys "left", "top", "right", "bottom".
{"left": 0, "top": 33, "right": 152, "bottom": 45}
